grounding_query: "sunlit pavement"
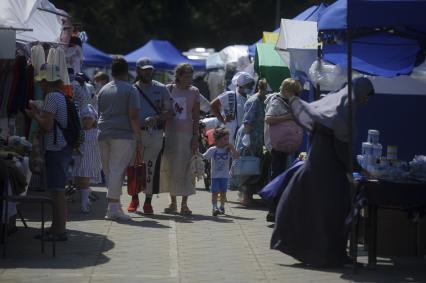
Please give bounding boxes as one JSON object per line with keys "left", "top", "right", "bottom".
{"left": 1, "top": 181, "right": 425, "bottom": 283}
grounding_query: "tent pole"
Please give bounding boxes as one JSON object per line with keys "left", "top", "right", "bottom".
{"left": 347, "top": 28, "right": 359, "bottom": 272}
{"left": 0, "top": 27, "right": 33, "bottom": 32}
{"left": 315, "top": 40, "right": 321, "bottom": 100}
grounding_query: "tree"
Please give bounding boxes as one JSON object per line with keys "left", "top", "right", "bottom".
{"left": 53, "top": 0, "right": 331, "bottom": 54}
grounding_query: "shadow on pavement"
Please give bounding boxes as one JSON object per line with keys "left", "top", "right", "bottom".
{"left": 278, "top": 256, "right": 426, "bottom": 283}
{"left": 0, "top": 227, "right": 113, "bottom": 268}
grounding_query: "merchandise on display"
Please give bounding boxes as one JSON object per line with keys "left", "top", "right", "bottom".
{"left": 387, "top": 145, "right": 398, "bottom": 161}
{"left": 367, "top": 129, "right": 380, "bottom": 144}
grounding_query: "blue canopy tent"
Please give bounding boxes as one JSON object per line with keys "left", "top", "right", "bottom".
{"left": 317, "top": 0, "right": 426, "bottom": 161}
{"left": 124, "top": 39, "right": 205, "bottom": 70}
{"left": 317, "top": 0, "right": 426, "bottom": 266}
{"left": 293, "top": 3, "right": 328, "bottom": 21}
{"left": 82, "top": 43, "right": 112, "bottom": 67}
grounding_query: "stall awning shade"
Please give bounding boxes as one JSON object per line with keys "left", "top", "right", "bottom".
{"left": 318, "top": 0, "right": 426, "bottom": 31}
{"left": 323, "top": 33, "right": 420, "bottom": 77}
{"left": 255, "top": 43, "right": 290, "bottom": 91}
{"left": 124, "top": 39, "right": 205, "bottom": 70}
{"left": 83, "top": 43, "right": 112, "bottom": 67}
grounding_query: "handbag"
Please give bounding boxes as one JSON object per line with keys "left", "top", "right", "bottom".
{"left": 269, "top": 120, "right": 303, "bottom": 153}
{"left": 127, "top": 148, "right": 146, "bottom": 196}
{"left": 230, "top": 148, "right": 261, "bottom": 176}
{"left": 269, "top": 95, "right": 303, "bottom": 153}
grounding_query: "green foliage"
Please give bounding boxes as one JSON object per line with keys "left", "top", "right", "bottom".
{"left": 53, "top": 0, "right": 333, "bottom": 54}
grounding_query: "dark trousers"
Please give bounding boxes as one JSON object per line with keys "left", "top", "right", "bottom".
{"left": 270, "top": 149, "right": 288, "bottom": 180}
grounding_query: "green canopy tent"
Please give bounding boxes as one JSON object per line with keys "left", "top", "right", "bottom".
{"left": 254, "top": 43, "right": 290, "bottom": 91}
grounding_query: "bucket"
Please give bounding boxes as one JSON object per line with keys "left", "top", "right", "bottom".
{"left": 368, "top": 129, "right": 380, "bottom": 144}
{"left": 372, "top": 143, "right": 383, "bottom": 159}
{"left": 362, "top": 142, "right": 373, "bottom": 156}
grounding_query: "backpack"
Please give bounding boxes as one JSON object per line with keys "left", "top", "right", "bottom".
{"left": 54, "top": 93, "right": 84, "bottom": 148}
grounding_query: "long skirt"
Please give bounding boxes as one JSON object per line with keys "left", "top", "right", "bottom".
{"left": 160, "top": 131, "right": 195, "bottom": 197}
{"left": 271, "top": 124, "right": 351, "bottom": 267}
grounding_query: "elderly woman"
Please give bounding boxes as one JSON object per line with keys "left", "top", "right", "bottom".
{"left": 160, "top": 63, "right": 200, "bottom": 215}
{"left": 271, "top": 77, "right": 374, "bottom": 267}
{"left": 264, "top": 78, "right": 303, "bottom": 180}
{"left": 233, "top": 78, "right": 268, "bottom": 205}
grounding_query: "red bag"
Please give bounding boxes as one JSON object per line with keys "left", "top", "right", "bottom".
{"left": 127, "top": 149, "right": 146, "bottom": 196}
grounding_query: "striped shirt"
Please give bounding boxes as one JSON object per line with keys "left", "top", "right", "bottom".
{"left": 42, "top": 92, "right": 68, "bottom": 151}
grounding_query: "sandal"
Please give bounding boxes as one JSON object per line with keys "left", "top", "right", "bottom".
{"left": 164, "top": 203, "right": 177, "bottom": 214}
{"left": 180, "top": 205, "right": 192, "bottom": 215}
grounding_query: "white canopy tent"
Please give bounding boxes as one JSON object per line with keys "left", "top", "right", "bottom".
{"left": 0, "top": 0, "right": 64, "bottom": 43}
{"left": 276, "top": 18, "right": 426, "bottom": 95}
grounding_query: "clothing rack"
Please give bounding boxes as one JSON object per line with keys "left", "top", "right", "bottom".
{"left": 0, "top": 27, "right": 33, "bottom": 32}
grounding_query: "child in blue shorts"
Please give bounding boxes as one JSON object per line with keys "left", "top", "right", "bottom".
{"left": 203, "top": 127, "right": 239, "bottom": 216}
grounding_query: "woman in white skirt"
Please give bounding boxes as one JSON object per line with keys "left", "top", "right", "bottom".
{"left": 73, "top": 104, "right": 102, "bottom": 212}
{"left": 160, "top": 63, "right": 200, "bottom": 215}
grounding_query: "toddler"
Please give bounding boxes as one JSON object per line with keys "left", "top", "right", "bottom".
{"left": 203, "top": 127, "right": 239, "bottom": 216}
{"left": 72, "top": 104, "right": 102, "bottom": 212}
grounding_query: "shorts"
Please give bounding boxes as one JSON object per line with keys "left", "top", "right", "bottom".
{"left": 211, "top": 178, "right": 229, "bottom": 193}
{"left": 45, "top": 146, "right": 73, "bottom": 191}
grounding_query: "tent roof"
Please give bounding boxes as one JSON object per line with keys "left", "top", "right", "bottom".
{"left": 293, "top": 3, "right": 327, "bottom": 22}
{"left": 262, "top": 32, "right": 279, "bottom": 44}
{"left": 318, "top": 0, "right": 426, "bottom": 31}
{"left": 124, "top": 39, "right": 205, "bottom": 70}
{"left": 254, "top": 43, "right": 290, "bottom": 91}
{"left": 249, "top": 4, "right": 326, "bottom": 57}
{"left": 0, "top": 0, "right": 63, "bottom": 43}
{"left": 83, "top": 43, "right": 112, "bottom": 67}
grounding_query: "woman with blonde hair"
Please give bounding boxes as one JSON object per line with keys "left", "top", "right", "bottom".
{"left": 265, "top": 78, "right": 303, "bottom": 180}
{"left": 160, "top": 63, "right": 200, "bottom": 215}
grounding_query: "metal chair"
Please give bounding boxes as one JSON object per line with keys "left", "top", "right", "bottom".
{"left": 1, "top": 194, "right": 56, "bottom": 257}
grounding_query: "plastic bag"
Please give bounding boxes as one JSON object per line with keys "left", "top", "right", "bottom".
{"left": 308, "top": 59, "right": 347, "bottom": 91}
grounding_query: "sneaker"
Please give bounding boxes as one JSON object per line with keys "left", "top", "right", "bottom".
{"left": 127, "top": 198, "right": 139, "bottom": 213}
{"left": 219, "top": 206, "right": 225, "bottom": 214}
{"left": 212, "top": 208, "right": 220, "bottom": 216}
{"left": 105, "top": 209, "right": 131, "bottom": 221}
{"left": 143, "top": 203, "right": 154, "bottom": 215}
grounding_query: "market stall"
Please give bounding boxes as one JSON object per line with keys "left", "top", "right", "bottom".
{"left": 316, "top": 0, "right": 426, "bottom": 268}
{"left": 0, "top": 0, "right": 72, "bottom": 253}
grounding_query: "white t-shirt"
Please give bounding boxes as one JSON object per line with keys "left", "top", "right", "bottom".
{"left": 202, "top": 146, "right": 232, "bottom": 179}
{"left": 217, "top": 91, "right": 247, "bottom": 142}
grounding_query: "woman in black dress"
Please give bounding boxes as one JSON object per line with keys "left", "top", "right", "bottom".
{"left": 271, "top": 77, "right": 374, "bottom": 267}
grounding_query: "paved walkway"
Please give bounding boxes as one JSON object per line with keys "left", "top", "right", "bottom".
{"left": 1, "top": 184, "right": 425, "bottom": 283}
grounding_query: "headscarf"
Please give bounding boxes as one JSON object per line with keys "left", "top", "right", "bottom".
{"left": 80, "top": 104, "right": 98, "bottom": 120}
{"left": 290, "top": 77, "right": 374, "bottom": 142}
{"left": 230, "top": 71, "right": 254, "bottom": 93}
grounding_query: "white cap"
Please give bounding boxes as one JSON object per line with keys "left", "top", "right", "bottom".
{"left": 231, "top": 71, "right": 254, "bottom": 87}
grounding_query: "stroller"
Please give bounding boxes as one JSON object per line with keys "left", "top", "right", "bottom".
{"left": 198, "top": 120, "right": 211, "bottom": 191}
